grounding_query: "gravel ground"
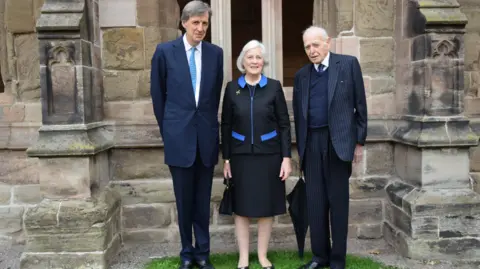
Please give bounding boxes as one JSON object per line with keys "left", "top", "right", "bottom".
{"left": 1, "top": 239, "right": 479, "bottom": 269}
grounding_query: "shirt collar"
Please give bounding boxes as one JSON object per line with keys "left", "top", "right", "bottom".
{"left": 238, "top": 74, "right": 268, "bottom": 88}
{"left": 183, "top": 34, "right": 202, "bottom": 53}
{"left": 314, "top": 51, "right": 330, "bottom": 71}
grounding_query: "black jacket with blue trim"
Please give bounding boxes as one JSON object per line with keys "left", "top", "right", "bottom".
{"left": 221, "top": 75, "right": 292, "bottom": 159}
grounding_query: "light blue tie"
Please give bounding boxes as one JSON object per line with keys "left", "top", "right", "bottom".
{"left": 189, "top": 47, "right": 196, "bottom": 95}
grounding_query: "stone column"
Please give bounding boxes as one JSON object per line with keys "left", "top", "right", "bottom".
{"left": 21, "top": 1, "right": 121, "bottom": 268}
{"left": 262, "top": 0, "right": 283, "bottom": 83}
{"left": 210, "top": 0, "right": 232, "bottom": 86}
{"left": 385, "top": 0, "right": 480, "bottom": 262}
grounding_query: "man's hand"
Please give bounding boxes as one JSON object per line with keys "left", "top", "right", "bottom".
{"left": 353, "top": 144, "right": 363, "bottom": 163}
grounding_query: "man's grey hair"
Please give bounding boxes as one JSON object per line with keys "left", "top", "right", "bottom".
{"left": 302, "top": 26, "right": 329, "bottom": 39}
{"left": 236, "top": 40, "right": 269, "bottom": 74}
{"left": 181, "top": 0, "right": 212, "bottom": 22}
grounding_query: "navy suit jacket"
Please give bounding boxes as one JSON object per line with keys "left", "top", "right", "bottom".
{"left": 150, "top": 37, "right": 224, "bottom": 168}
{"left": 292, "top": 52, "right": 367, "bottom": 166}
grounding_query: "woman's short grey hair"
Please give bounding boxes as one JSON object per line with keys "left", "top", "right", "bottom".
{"left": 236, "top": 40, "right": 269, "bottom": 74}
{"left": 181, "top": 0, "right": 212, "bottom": 22}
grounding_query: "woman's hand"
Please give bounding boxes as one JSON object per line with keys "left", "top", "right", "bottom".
{"left": 279, "top": 157, "right": 292, "bottom": 181}
{"left": 223, "top": 161, "right": 232, "bottom": 179}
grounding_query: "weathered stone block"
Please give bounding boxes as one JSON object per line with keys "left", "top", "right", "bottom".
{"left": 472, "top": 173, "right": 480, "bottom": 194}
{"left": 357, "top": 223, "right": 382, "bottom": 239}
{"left": 5, "top": 0, "right": 34, "bottom": 33}
{"left": 12, "top": 184, "right": 42, "bottom": 204}
{"left": 0, "top": 206, "right": 24, "bottom": 234}
{"left": 349, "top": 177, "right": 388, "bottom": 199}
{"left": 366, "top": 143, "right": 394, "bottom": 175}
{"left": 104, "top": 101, "right": 155, "bottom": 122}
{"left": 0, "top": 103, "right": 25, "bottom": 122}
{"left": 0, "top": 184, "right": 11, "bottom": 205}
{"left": 102, "top": 28, "right": 144, "bottom": 70}
{"left": 368, "top": 92, "right": 396, "bottom": 116}
{"left": 335, "top": 0, "right": 354, "bottom": 34}
{"left": 6, "top": 124, "right": 40, "bottom": 149}
{"left": 370, "top": 76, "right": 395, "bottom": 95}
{"left": 110, "top": 148, "right": 169, "bottom": 180}
{"left": 386, "top": 180, "right": 415, "bottom": 209}
{"left": 23, "top": 102, "right": 42, "bottom": 122}
{"left": 348, "top": 199, "right": 383, "bottom": 224}
{"left": 110, "top": 179, "right": 175, "bottom": 205}
{"left": 411, "top": 189, "right": 480, "bottom": 217}
{"left": 137, "top": 0, "right": 179, "bottom": 28}
{"left": 110, "top": 178, "right": 225, "bottom": 205}
{"left": 99, "top": 0, "right": 136, "bottom": 27}
{"left": 103, "top": 70, "right": 139, "bottom": 101}
{"left": 137, "top": 70, "right": 151, "bottom": 99}
{"left": 355, "top": 0, "right": 394, "bottom": 37}
{"left": 0, "top": 151, "right": 39, "bottom": 185}
{"left": 439, "top": 215, "right": 480, "bottom": 238}
{"left": 112, "top": 123, "right": 161, "bottom": 147}
{"left": 412, "top": 216, "right": 438, "bottom": 240}
{"left": 123, "top": 204, "right": 172, "bottom": 229}
{"left": 144, "top": 27, "right": 180, "bottom": 69}
{"left": 396, "top": 145, "right": 471, "bottom": 189}
{"left": 20, "top": 235, "right": 121, "bottom": 269}
{"left": 27, "top": 231, "right": 109, "bottom": 252}
{"left": 424, "top": 148, "right": 469, "bottom": 189}
{"left": 38, "top": 157, "right": 92, "bottom": 199}
{"left": 465, "top": 96, "right": 480, "bottom": 116}
{"left": 335, "top": 36, "right": 359, "bottom": 58}
{"left": 123, "top": 227, "right": 180, "bottom": 243}
{"left": 15, "top": 34, "right": 41, "bottom": 101}
{"left": 359, "top": 38, "right": 394, "bottom": 75}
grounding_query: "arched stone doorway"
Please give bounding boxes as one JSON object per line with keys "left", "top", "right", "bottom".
{"left": 209, "top": 0, "right": 315, "bottom": 89}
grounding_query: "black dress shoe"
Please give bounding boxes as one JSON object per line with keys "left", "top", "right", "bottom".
{"left": 298, "top": 261, "right": 329, "bottom": 269}
{"left": 179, "top": 260, "right": 194, "bottom": 269}
{"left": 196, "top": 260, "right": 215, "bottom": 269}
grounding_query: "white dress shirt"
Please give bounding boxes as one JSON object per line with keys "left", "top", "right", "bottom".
{"left": 183, "top": 35, "right": 202, "bottom": 106}
{"left": 314, "top": 51, "right": 330, "bottom": 72}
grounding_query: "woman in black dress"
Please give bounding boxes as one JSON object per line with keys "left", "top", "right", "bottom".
{"left": 221, "top": 40, "right": 292, "bottom": 269}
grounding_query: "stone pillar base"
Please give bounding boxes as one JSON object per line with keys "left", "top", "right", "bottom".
{"left": 384, "top": 180, "right": 480, "bottom": 262}
{"left": 20, "top": 187, "right": 122, "bottom": 269}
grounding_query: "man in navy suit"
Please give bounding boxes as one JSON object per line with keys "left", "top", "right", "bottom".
{"left": 150, "top": 1, "right": 223, "bottom": 268}
{"left": 293, "top": 26, "right": 368, "bottom": 269}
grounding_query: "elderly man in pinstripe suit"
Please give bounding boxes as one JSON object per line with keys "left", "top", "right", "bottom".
{"left": 292, "top": 26, "right": 368, "bottom": 269}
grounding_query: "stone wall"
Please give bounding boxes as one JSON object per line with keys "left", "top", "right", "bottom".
{"left": 0, "top": 0, "right": 44, "bottom": 244}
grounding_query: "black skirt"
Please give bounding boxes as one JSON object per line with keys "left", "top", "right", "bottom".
{"left": 231, "top": 153, "right": 286, "bottom": 218}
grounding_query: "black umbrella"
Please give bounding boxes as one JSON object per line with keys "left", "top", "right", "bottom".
{"left": 286, "top": 177, "right": 309, "bottom": 258}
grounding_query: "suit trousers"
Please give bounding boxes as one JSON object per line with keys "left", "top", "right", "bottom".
{"left": 303, "top": 127, "right": 352, "bottom": 268}
{"left": 169, "top": 149, "right": 214, "bottom": 262}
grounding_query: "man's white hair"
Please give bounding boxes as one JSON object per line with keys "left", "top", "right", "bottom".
{"left": 302, "top": 26, "right": 329, "bottom": 39}
{"left": 236, "top": 40, "right": 269, "bottom": 74}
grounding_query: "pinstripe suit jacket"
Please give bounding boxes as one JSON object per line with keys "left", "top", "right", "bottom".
{"left": 292, "top": 52, "right": 367, "bottom": 165}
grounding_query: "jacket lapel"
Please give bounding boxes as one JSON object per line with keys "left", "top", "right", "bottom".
{"left": 301, "top": 64, "right": 312, "bottom": 120}
{"left": 173, "top": 37, "right": 196, "bottom": 105}
{"left": 327, "top": 53, "right": 340, "bottom": 110}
